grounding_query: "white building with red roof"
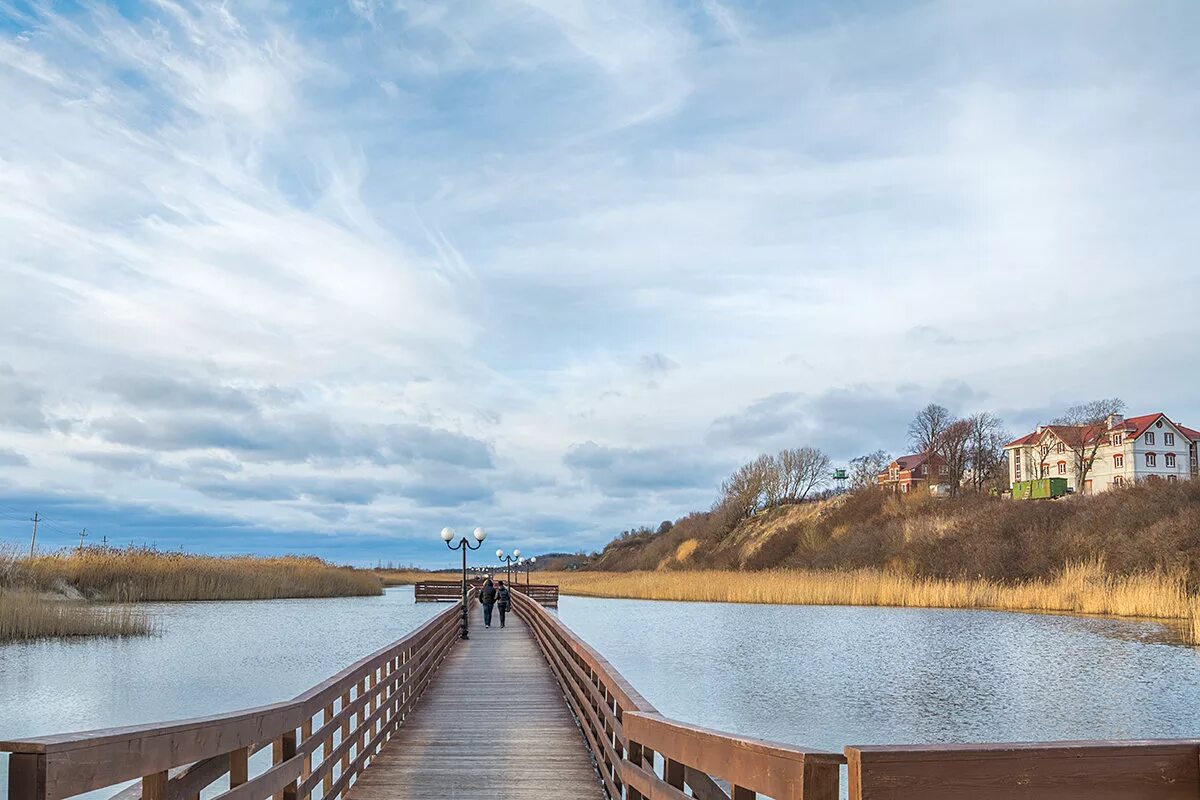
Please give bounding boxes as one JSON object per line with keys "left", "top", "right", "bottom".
{"left": 1004, "top": 413, "right": 1200, "bottom": 494}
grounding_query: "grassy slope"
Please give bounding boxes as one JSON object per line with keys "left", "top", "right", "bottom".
{"left": 589, "top": 481, "right": 1200, "bottom": 584}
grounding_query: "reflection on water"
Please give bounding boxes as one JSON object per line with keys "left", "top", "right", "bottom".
{"left": 558, "top": 597, "right": 1200, "bottom": 750}
{"left": 4, "top": 590, "right": 1199, "bottom": 798}
{"left": 0, "top": 587, "right": 439, "bottom": 797}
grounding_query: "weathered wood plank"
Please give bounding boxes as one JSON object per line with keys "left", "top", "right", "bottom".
{"left": 344, "top": 604, "right": 603, "bottom": 800}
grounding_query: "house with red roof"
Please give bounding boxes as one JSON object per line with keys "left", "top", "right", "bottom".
{"left": 877, "top": 452, "right": 949, "bottom": 494}
{"left": 1004, "top": 413, "right": 1199, "bottom": 494}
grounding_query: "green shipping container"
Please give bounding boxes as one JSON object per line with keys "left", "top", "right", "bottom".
{"left": 1011, "top": 478, "right": 1069, "bottom": 500}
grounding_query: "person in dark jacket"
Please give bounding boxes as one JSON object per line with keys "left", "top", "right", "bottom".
{"left": 479, "top": 579, "right": 497, "bottom": 628}
{"left": 497, "top": 581, "right": 511, "bottom": 629}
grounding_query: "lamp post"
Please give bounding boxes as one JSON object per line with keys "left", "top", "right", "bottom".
{"left": 522, "top": 556, "right": 537, "bottom": 588}
{"left": 496, "top": 548, "right": 520, "bottom": 584}
{"left": 442, "top": 526, "right": 486, "bottom": 640}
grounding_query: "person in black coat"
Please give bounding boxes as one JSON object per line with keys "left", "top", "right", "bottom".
{"left": 479, "top": 579, "right": 497, "bottom": 628}
{"left": 497, "top": 581, "right": 512, "bottom": 628}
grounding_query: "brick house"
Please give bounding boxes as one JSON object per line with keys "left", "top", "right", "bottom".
{"left": 877, "top": 452, "right": 948, "bottom": 494}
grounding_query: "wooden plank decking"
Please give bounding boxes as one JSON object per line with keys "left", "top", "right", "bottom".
{"left": 345, "top": 603, "right": 604, "bottom": 800}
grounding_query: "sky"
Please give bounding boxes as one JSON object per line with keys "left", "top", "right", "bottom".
{"left": 1, "top": 0, "right": 1198, "bottom": 566}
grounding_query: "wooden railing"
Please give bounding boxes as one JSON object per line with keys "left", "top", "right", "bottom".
{"left": 511, "top": 590, "right": 844, "bottom": 800}
{"left": 846, "top": 740, "right": 1200, "bottom": 799}
{"left": 513, "top": 589, "right": 1200, "bottom": 800}
{"left": 1, "top": 599, "right": 464, "bottom": 800}
{"left": 414, "top": 580, "right": 558, "bottom": 606}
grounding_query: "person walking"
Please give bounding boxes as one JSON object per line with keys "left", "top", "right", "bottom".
{"left": 479, "top": 578, "right": 497, "bottom": 628}
{"left": 497, "top": 581, "right": 512, "bottom": 629}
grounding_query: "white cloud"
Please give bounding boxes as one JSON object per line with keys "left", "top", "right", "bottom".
{"left": 1, "top": 0, "right": 1198, "bottom": 561}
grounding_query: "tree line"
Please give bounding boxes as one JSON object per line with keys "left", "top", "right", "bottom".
{"left": 716, "top": 404, "right": 1013, "bottom": 518}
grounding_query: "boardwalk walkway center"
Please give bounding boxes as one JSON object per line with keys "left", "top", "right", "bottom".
{"left": 4, "top": 584, "right": 1200, "bottom": 799}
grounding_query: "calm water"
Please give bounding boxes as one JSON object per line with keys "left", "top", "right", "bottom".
{"left": 3, "top": 591, "right": 1199, "bottom": 797}
{"left": 0, "top": 587, "right": 440, "bottom": 797}
{"left": 557, "top": 596, "right": 1200, "bottom": 749}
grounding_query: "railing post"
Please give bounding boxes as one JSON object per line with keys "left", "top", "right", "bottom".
{"left": 626, "top": 742, "right": 644, "bottom": 800}
{"left": 9, "top": 753, "right": 47, "bottom": 800}
{"left": 339, "top": 689, "right": 352, "bottom": 777}
{"left": 272, "top": 730, "right": 297, "bottom": 800}
{"left": 321, "top": 704, "right": 335, "bottom": 797}
{"left": 142, "top": 771, "right": 168, "bottom": 800}
{"left": 230, "top": 747, "right": 249, "bottom": 788}
{"left": 802, "top": 759, "right": 840, "bottom": 800}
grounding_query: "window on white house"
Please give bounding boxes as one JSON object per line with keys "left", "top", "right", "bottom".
{"left": 1113, "top": 433, "right": 1123, "bottom": 445}
{"left": 1146, "top": 432, "right": 1155, "bottom": 445}
{"left": 1113, "top": 476, "right": 1124, "bottom": 487}
{"left": 1057, "top": 461, "right": 1067, "bottom": 474}
{"left": 1165, "top": 432, "right": 1175, "bottom": 446}
{"left": 1114, "top": 454, "right": 1124, "bottom": 468}
{"left": 1146, "top": 453, "right": 1157, "bottom": 467}
{"left": 1166, "top": 453, "right": 1176, "bottom": 468}
{"left": 1057, "top": 442, "right": 1065, "bottom": 454}
{"left": 1041, "top": 464, "right": 1049, "bottom": 477}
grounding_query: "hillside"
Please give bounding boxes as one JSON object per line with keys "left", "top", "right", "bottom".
{"left": 589, "top": 480, "right": 1200, "bottom": 584}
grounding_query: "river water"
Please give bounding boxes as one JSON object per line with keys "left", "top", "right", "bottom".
{"left": 2, "top": 589, "right": 1199, "bottom": 797}
{"left": 557, "top": 596, "right": 1200, "bottom": 748}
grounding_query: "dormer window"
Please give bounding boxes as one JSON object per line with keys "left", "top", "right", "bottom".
{"left": 1113, "top": 434, "right": 1122, "bottom": 446}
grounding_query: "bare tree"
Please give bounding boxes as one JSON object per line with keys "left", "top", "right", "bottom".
{"left": 1052, "top": 398, "right": 1126, "bottom": 493}
{"left": 966, "top": 412, "right": 1008, "bottom": 491}
{"left": 849, "top": 450, "right": 891, "bottom": 489}
{"left": 936, "top": 418, "right": 974, "bottom": 496}
{"left": 719, "top": 455, "right": 773, "bottom": 519}
{"left": 908, "top": 403, "right": 953, "bottom": 458}
{"left": 777, "top": 446, "right": 831, "bottom": 502}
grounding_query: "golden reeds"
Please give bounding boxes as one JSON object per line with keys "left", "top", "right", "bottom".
{"left": 7, "top": 548, "right": 383, "bottom": 603}
{"left": 0, "top": 590, "right": 152, "bottom": 641}
{"left": 537, "top": 559, "right": 1199, "bottom": 636}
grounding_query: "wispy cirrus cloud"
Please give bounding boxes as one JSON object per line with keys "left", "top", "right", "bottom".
{"left": 1, "top": 0, "right": 1198, "bottom": 564}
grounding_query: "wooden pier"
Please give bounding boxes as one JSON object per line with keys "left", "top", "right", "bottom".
{"left": 4, "top": 586, "right": 1200, "bottom": 800}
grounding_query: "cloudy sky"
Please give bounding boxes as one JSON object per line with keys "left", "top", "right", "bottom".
{"left": 1, "top": 0, "right": 1197, "bottom": 565}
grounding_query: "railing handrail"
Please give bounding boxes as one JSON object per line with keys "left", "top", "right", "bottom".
{"left": 510, "top": 589, "right": 844, "bottom": 799}
{"left": 0, "top": 602, "right": 458, "bottom": 754}
{"left": 3, "top": 596, "right": 468, "bottom": 800}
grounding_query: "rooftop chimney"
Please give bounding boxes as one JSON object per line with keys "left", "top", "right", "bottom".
{"left": 1107, "top": 413, "right": 1124, "bottom": 429}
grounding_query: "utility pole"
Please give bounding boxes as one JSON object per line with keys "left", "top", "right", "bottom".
{"left": 78, "top": 528, "right": 88, "bottom": 552}
{"left": 29, "top": 512, "right": 39, "bottom": 558}
{"left": 101, "top": 535, "right": 108, "bottom": 547}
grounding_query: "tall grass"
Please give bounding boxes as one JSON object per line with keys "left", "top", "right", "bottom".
{"left": 0, "top": 590, "right": 152, "bottom": 641}
{"left": 6, "top": 547, "right": 383, "bottom": 602}
{"left": 540, "top": 560, "right": 1198, "bottom": 629}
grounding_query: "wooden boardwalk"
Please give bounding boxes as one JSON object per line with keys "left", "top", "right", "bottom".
{"left": 345, "top": 603, "right": 604, "bottom": 800}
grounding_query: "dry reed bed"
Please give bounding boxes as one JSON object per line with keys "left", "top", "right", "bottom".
{"left": 14, "top": 549, "right": 383, "bottom": 602}
{"left": 538, "top": 561, "right": 1197, "bottom": 624}
{"left": 0, "top": 591, "right": 152, "bottom": 641}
